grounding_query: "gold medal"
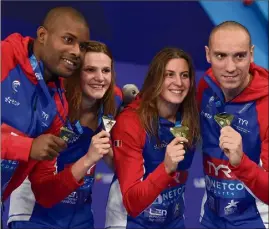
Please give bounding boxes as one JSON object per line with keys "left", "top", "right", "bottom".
{"left": 170, "top": 125, "right": 189, "bottom": 138}
{"left": 59, "top": 127, "right": 75, "bottom": 142}
{"left": 214, "top": 113, "right": 234, "bottom": 128}
{"left": 102, "top": 115, "right": 116, "bottom": 133}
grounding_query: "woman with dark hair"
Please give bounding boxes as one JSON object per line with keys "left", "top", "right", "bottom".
{"left": 8, "top": 41, "right": 121, "bottom": 229}
{"left": 105, "top": 47, "right": 200, "bottom": 228}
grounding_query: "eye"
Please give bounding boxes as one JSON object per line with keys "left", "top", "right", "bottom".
{"left": 216, "top": 54, "right": 225, "bottom": 59}
{"left": 236, "top": 53, "right": 247, "bottom": 59}
{"left": 165, "top": 72, "right": 174, "bottom": 78}
{"left": 181, "top": 73, "right": 189, "bottom": 79}
{"left": 102, "top": 68, "right": 111, "bottom": 74}
{"left": 79, "top": 42, "right": 87, "bottom": 52}
{"left": 63, "top": 36, "right": 73, "bottom": 44}
{"left": 84, "top": 68, "right": 95, "bottom": 72}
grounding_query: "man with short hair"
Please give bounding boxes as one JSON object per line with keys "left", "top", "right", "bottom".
{"left": 1, "top": 6, "right": 90, "bottom": 201}
{"left": 197, "top": 21, "right": 268, "bottom": 228}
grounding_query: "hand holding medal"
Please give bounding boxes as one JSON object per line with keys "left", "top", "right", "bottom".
{"left": 163, "top": 124, "right": 189, "bottom": 175}
{"left": 84, "top": 115, "right": 116, "bottom": 165}
{"left": 215, "top": 113, "right": 243, "bottom": 167}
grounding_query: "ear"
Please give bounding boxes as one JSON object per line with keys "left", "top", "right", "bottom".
{"left": 250, "top": 45, "right": 254, "bottom": 63}
{"left": 36, "top": 26, "right": 48, "bottom": 44}
{"left": 205, "top": 46, "right": 211, "bottom": 64}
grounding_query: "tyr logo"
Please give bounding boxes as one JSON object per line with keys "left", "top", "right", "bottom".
{"left": 207, "top": 161, "right": 232, "bottom": 178}
{"left": 238, "top": 118, "right": 248, "bottom": 126}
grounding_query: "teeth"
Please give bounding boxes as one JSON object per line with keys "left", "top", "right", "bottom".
{"left": 170, "top": 90, "right": 182, "bottom": 94}
{"left": 224, "top": 75, "right": 236, "bottom": 78}
{"left": 63, "top": 59, "right": 74, "bottom": 66}
{"left": 91, "top": 85, "right": 103, "bottom": 89}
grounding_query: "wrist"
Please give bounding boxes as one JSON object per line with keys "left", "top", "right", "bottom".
{"left": 82, "top": 155, "right": 95, "bottom": 168}
{"left": 230, "top": 153, "right": 243, "bottom": 167}
{"left": 164, "top": 164, "right": 173, "bottom": 175}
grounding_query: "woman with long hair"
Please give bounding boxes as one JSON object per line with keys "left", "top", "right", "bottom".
{"left": 8, "top": 41, "right": 121, "bottom": 229}
{"left": 105, "top": 47, "right": 200, "bottom": 228}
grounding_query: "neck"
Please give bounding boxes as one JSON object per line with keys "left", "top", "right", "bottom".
{"left": 81, "top": 96, "right": 97, "bottom": 114}
{"left": 79, "top": 97, "right": 98, "bottom": 129}
{"left": 222, "top": 73, "right": 252, "bottom": 102}
{"left": 33, "top": 40, "right": 56, "bottom": 83}
{"left": 157, "top": 97, "right": 179, "bottom": 123}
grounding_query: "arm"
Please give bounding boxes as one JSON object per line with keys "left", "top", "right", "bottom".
{"left": 1, "top": 40, "right": 33, "bottom": 161}
{"left": 113, "top": 111, "right": 175, "bottom": 218}
{"left": 1, "top": 123, "right": 33, "bottom": 161}
{"left": 228, "top": 96, "right": 268, "bottom": 204}
{"left": 103, "top": 148, "right": 114, "bottom": 171}
{"left": 229, "top": 128, "right": 268, "bottom": 205}
{"left": 29, "top": 130, "right": 111, "bottom": 208}
{"left": 29, "top": 154, "right": 96, "bottom": 208}
{"left": 1, "top": 39, "right": 16, "bottom": 82}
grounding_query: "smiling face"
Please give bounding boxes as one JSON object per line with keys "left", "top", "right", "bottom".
{"left": 159, "top": 58, "right": 190, "bottom": 105}
{"left": 80, "top": 52, "right": 112, "bottom": 101}
{"left": 40, "top": 14, "right": 89, "bottom": 78}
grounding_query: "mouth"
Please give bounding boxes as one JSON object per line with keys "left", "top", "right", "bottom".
{"left": 169, "top": 89, "right": 183, "bottom": 95}
{"left": 222, "top": 74, "right": 238, "bottom": 79}
{"left": 89, "top": 84, "right": 105, "bottom": 90}
{"left": 62, "top": 58, "right": 79, "bottom": 70}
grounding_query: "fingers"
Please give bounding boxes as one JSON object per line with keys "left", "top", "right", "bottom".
{"left": 48, "top": 147, "right": 59, "bottom": 157}
{"left": 175, "top": 155, "right": 185, "bottom": 162}
{"left": 170, "top": 137, "right": 188, "bottom": 146}
{"left": 96, "top": 130, "right": 110, "bottom": 138}
{"left": 51, "top": 135, "right": 67, "bottom": 149}
{"left": 169, "top": 152, "right": 185, "bottom": 165}
{"left": 102, "top": 143, "right": 111, "bottom": 150}
{"left": 94, "top": 137, "right": 110, "bottom": 144}
{"left": 219, "top": 136, "right": 233, "bottom": 145}
{"left": 168, "top": 149, "right": 186, "bottom": 160}
{"left": 219, "top": 142, "right": 233, "bottom": 152}
{"left": 220, "top": 126, "right": 235, "bottom": 135}
{"left": 101, "top": 149, "right": 110, "bottom": 155}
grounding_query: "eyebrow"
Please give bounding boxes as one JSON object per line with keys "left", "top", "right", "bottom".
{"left": 213, "top": 51, "right": 248, "bottom": 56}
{"left": 64, "top": 32, "right": 77, "bottom": 39}
{"left": 165, "top": 70, "right": 189, "bottom": 74}
{"left": 84, "top": 65, "right": 111, "bottom": 69}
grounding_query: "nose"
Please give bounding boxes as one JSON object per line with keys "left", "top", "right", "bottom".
{"left": 94, "top": 70, "right": 105, "bottom": 82}
{"left": 225, "top": 57, "right": 236, "bottom": 73}
{"left": 70, "top": 43, "right": 81, "bottom": 58}
{"left": 174, "top": 75, "right": 183, "bottom": 86}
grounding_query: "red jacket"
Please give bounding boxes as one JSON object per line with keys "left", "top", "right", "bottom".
{"left": 1, "top": 33, "right": 70, "bottom": 201}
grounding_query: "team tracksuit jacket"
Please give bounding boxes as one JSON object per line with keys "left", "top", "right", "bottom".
{"left": 1, "top": 33, "right": 68, "bottom": 202}
{"left": 197, "top": 63, "right": 268, "bottom": 228}
{"left": 105, "top": 98, "right": 195, "bottom": 228}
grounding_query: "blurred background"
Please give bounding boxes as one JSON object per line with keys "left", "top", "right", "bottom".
{"left": 1, "top": 0, "right": 268, "bottom": 228}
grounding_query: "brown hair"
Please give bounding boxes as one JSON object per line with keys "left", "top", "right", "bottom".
{"left": 64, "top": 40, "right": 116, "bottom": 123}
{"left": 138, "top": 47, "right": 200, "bottom": 147}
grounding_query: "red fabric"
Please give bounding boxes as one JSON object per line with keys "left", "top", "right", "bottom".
{"left": 29, "top": 160, "right": 83, "bottom": 208}
{"left": 229, "top": 95, "right": 268, "bottom": 204}
{"left": 114, "top": 85, "right": 123, "bottom": 99}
